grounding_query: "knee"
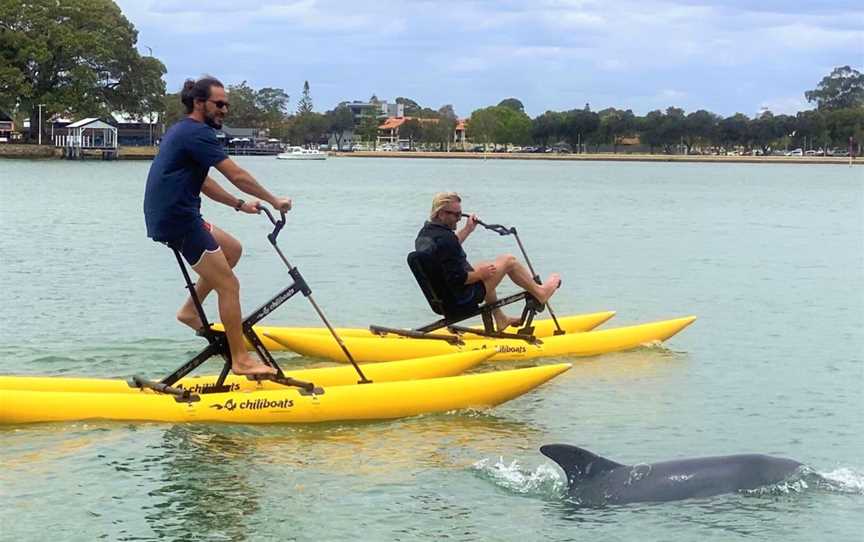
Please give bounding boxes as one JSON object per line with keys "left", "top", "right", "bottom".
{"left": 224, "top": 241, "right": 243, "bottom": 267}
{"left": 214, "top": 271, "right": 240, "bottom": 296}
{"left": 500, "top": 254, "right": 517, "bottom": 269}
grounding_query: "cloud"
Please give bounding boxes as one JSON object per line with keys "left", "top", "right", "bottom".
{"left": 114, "top": 0, "right": 864, "bottom": 116}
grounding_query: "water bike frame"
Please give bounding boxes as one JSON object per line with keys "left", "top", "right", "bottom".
{"left": 132, "top": 206, "right": 369, "bottom": 403}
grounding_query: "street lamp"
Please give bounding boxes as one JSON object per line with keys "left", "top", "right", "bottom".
{"left": 37, "top": 103, "right": 46, "bottom": 146}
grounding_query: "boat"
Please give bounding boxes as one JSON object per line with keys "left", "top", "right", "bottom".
{"left": 0, "top": 363, "right": 571, "bottom": 424}
{"left": 276, "top": 146, "right": 327, "bottom": 160}
{"left": 216, "top": 310, "right": 617, "bottom": 351}
{"left": 264, "top": 316, "right": 697, "bottom": 363}
{"left": 0, "top": 349, "right": 495, "bottom": 394}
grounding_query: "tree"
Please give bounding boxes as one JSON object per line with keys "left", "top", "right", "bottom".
{"left": 467, "top": 107, "right": 500, "bottom": 150}
{"left": 531, "top": 111, "right": 565, "bottom": 147}
{"left": 395, "top": 97, "right": 421, "bottom": 116}
{"left": 717, "top": 113, "right": 750, "bottom": 152}
{"left": 226, "top": 81, "right": 263, "bottom": 127}
{"left": 562, "top": 108, "right": 599, "bottom": 152}
{"left": 400, "top": 119, "right": 424, "bottom": 149}
{"left": 289, "top": 111, "right": 327, "bottom": 147}
{"left": 749, "top": 111, "right": 784, "bottom": 155}
{"left": 494, "top": 106, "right": 532, "bottom": 147}
{"left": 297, "top": 80, "right": 313, "bottom": 115}
{"left": 356, "top": 112, "right": 380, "bottom": 149}
{"left": 683, "top": 110, "right": 719, "bottom": 153}
{"left": 257, "top": 87, "right": 290, "bottom": 134}
{"left": 326, "top": 105, "right": 354, "bottom": 150}
{"left": 805, "top": 66, "right": 864, "bottom": 111}
{"left": 638, "top": 110, "right": 666, "bottom": 153}
{"left": 498, "top": 98, "right": 525, "bottom": 113}
{"left": 162, "top": 92, "right": 186, "bottom": 128}
{"left": 0, "top": 0, "right": 166, "bottom": 142}
{"left": 597, "top": 108, "right": 636, "bottom": 153}
{"left": 430, "top": 105, "right": 458, "bottom": 150}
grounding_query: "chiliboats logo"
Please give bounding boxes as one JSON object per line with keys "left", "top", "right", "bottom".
{"left": 210, "top": 397, "right": 294, "bottom": 412}
{"left": 495, "top": 345, "right": 527, "bottom": 354}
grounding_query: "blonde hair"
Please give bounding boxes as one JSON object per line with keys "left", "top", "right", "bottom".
{"left": 430, "top": 192, "right": 461, "bottom": 221}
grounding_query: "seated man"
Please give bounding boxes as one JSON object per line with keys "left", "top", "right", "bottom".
{"left": 415, "top": 192, "right": 561, "bottom": 330}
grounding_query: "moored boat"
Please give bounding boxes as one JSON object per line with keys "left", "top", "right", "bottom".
{"left": 276, "top": 146, "right": 327, "bottom": 160}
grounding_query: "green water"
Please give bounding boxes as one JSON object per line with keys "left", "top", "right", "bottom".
{"left": 1, "top": 157, "right": 862, "bottom": 541}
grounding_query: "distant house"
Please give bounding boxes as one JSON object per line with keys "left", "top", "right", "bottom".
{"left": 111, "top": 112, "right": 162, "bottom": 146}
{"left": 215, "top": 125, "right": 267, "bottom": 147}
{"left": 376, "top": 116, "right": 467, "bottom": 148}
{"left": 327, "top": 99, "right": 405, "bottom": 150}
{"left": 616, "top": 135, "right": 640, "bottom": 146}
{"left": 344, "top": 100, "right": 404, "bottom": 124}
{"left": 55, "top": 118, "right": 118, "bottom": 150}
{"left": 0, "top": 109, "right": 13, "bottom": 142}
{"left": 377, "top": 116, "right": 438, "bottom": 147}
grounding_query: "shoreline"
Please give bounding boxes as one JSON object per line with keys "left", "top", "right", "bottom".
{"left": 0, "top": 144, "right": 858, "bottom": 165}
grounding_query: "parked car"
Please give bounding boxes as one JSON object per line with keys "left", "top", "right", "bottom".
{"left": 785, "top": 148, "right": 803, "bottom": 156}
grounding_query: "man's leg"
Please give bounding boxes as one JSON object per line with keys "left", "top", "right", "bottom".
{"left": 495, "top": 253, "right": 561, "bottom": 304}
{"left": 177, "top": 226, "right": 243, "bottom": 329}
{"left": 477, "top": 254, "right": 562, "bottom": 329}
{"left": 475, "top": 257, "right": 522, "bottom": 330}
{"left": 191, "top": 249, "right": 275, "bottom": 376}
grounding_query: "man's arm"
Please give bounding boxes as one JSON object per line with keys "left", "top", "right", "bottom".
{"left": 214, "top": 157, "right": 287, "bottom": 209}
{"left": 455, "top": 214, "right": 479, "bottom": 244}
{"left": 201, "top": 176, "right": 241, "bottom": 207}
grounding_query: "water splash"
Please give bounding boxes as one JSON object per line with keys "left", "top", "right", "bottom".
{"left": 817, "top": 467, "right": 864, "bottom": 494}
{"left": 473, "top": 456, "right": 565, "bottom": 497}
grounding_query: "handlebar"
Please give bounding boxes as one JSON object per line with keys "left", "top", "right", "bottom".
{"left": 258, "top": 204, "right": 287, "bottom": 244}
{"left": 460, "top": 213, "right": 515, "bottom": 236}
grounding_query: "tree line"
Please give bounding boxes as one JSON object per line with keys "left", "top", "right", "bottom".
{"left": 1, "top": 1, "right": 861, "bottom": 153}
{"left": 467, "top": 66, "right": 863, "bottom": 154}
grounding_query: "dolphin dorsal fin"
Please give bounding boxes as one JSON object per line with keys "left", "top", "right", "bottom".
{"left": 540, "top": 444, "right": 625, "bottom": 484}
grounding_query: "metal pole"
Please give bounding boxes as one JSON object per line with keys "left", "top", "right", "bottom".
{"left": 511, "top": 230, "right": 563, "bottom": 333}
{"left": 37, "top": 104, "right": 45, "bottom": 145}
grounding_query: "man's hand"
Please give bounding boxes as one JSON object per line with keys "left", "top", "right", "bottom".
{"left": 477, "top": 263, "right": 497, "bottom": 280}
{"left": 464, "top": 213, "right": 479, "bottom": 234}
{"left": 271, "top": 197, "right": 292, "bottom": 212}
{"left": 239, "top": 200, "right": 262, "bottom": 214}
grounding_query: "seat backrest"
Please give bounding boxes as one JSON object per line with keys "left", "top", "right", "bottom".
{"left": 407, "top": 250, "right": 478, "bottom": 318}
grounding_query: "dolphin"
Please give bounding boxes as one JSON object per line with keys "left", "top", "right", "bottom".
{"left": 540, "top": 444, "right": 804, "bottom": 506}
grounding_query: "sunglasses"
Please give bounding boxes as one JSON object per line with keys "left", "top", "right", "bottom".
{"left": 441, "top": 210, "right": 462, "bottom": 218}
{"left": 207, "top": 99, "right": 230, "bottom": 110}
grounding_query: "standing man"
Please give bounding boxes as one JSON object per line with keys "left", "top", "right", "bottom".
{"left": 144, "top": 76, "right": 289, "bottom": 377}
{"left": 416, "top": 192, "right": 561, "bottom": 331}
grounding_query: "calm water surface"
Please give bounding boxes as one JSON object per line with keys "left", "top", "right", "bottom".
{"left": 1, "top": 157, "right": 862, "bottom": 541}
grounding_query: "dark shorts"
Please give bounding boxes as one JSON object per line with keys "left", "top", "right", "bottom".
{"left": 457, "top": 281, "right": 487, "bottom": 306}
{"left": 163, "top": 220, "right": 219, "bottom": 267}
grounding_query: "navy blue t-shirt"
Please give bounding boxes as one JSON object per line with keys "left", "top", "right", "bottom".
{"left": 143, "top": 118, "right": 228, "bottom": 241}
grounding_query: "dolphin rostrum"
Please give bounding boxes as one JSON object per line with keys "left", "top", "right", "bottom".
{"left": 540, "top": 444, "right": 803, "bottom": 505}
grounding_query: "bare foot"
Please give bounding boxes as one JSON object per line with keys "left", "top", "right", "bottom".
{"left": 176, "top": 307, "right": 203, "bottom": 331}
{"left": 232, "top": 354, "right": 277, "bottom": 376}
{"left": 536, "top": 273, "right": 562, "bottom": 304}
{"left": 496, "top": 315, "right": 523, "bottom": 331}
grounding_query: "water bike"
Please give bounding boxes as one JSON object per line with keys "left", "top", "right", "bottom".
{"left": 0, "top": 207, "right": 570, "bottom": 425}
{"left": 253, "top": 215, "right": 696, "bottom": 363}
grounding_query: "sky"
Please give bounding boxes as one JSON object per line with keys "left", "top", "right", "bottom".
{"left": 115, "top": 0, "right": 864, "bottom": 118}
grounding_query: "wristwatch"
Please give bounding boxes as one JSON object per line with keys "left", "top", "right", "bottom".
{"left": 234, "top": 199, "right": 245, "bottom": 211}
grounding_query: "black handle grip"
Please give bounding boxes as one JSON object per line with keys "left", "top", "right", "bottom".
{"left": 259, "top": 204, "right": 287, "bottom": 243}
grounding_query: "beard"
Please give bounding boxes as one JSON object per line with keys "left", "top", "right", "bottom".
{"left": 204, "top": 112, "right": 223, "bottom": 129}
